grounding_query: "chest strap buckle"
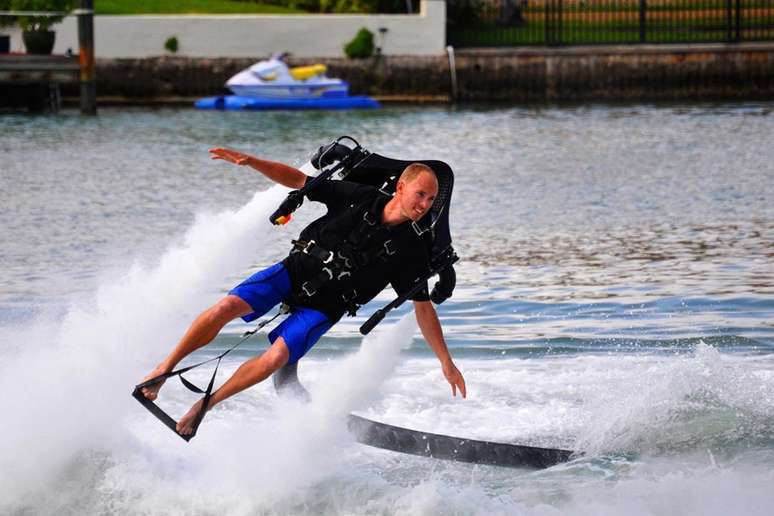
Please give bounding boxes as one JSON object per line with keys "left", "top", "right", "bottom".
{"left": 336, "top": 250, "right": 352, "bottom": 269}
{"left": 362, "top": 210, "right": 378, "bottom": 226}
{"left": 297, "top": 239, "right": 333, "bottom": 264}
{"left": 301, "top": 282, "right": 316, "bottom": 297}
{"left": 300, "top": 267, "right": 334, "bottom": 297}
{"left": 383, "top": 240, "right": 396, "bottom": 256}
{"left": 342, "top": 290, "right": 360, "bottom": 317}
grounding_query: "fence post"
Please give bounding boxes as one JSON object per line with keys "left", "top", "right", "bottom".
{"left": 544, "top": 0, "right": 551, "bottom": 45}
{"left": 546, "top": 0, "right": 563, "bottom": 46}
{"left": 558, "top": 0, "right": 563, "bottom": 45}
{"left": 639, "top": 0, "right": 647, "bottom": 43}
{"left": 77, "top": 0, "right": 96, "bottom": 115}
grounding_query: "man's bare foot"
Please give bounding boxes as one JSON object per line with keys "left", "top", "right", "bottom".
{"left": 177, "top": 398, "right": 207, "bottom": 436}
{"left": 139, "top": 365, "right": 169, "bottom": 401}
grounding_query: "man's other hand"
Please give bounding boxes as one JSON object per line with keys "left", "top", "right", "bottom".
{"left": 443, "top": 362, "right": 467, "bottom": 398}
{"left": 209, "top": 148, "right": 250, "bottom": 166}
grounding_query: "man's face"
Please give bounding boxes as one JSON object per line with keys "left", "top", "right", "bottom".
{"left": 397, "top": 171, "right": 438, "bottom": 222}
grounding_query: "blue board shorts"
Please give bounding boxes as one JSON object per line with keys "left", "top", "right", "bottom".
{"left": 228, "top": 263, "right": 333, "bottom": 364}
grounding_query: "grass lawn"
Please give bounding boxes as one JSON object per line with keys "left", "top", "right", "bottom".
{"left": 96, "top": 0, "right": 307, "bottom": 15}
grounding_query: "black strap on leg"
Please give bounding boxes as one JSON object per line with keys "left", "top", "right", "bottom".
{"left": 132, "top": 304, "right": 289, "bottom": 441}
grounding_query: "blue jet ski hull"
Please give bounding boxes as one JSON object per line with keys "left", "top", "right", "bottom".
{"left": 195, "top": 94, "right": 380, "bottom": 111}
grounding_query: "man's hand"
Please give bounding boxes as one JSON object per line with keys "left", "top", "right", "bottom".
{"left": 414, "top": 300, "right": 467, "bottom": 400}
{"left": 209, "top": 147, "right": 250, "bottom": 166}
{"left": 442, "top": 361, "right": 467, "bottom": 398}
{"left": 207, "top": 149, "right": 307, "bottom": 189}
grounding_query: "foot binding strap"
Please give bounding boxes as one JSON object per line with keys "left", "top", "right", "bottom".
{"left": 131, "top": 305, "right": 289, "bottom": 441}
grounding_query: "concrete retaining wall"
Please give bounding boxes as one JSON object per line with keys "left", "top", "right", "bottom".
{"left": 453, "top": 44, "right": 774, "bottom": 102}
{"left": 2, "top": 26, "right": 21, "bottom": 52}
{"left": 80, "top": 43, "right": 774, "bottom": 103}
{"left": 2, "top": 0, "right": 445, "bottom": 58}
{"left": 88, "top": 55, "right": 451, "bottom": 100}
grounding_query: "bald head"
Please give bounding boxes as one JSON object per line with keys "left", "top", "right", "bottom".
{"left": 392, "top": 163, "right": 439, "bottom": 223}
{"left": 399, "top": 163, "right": 437, "bottom": 186}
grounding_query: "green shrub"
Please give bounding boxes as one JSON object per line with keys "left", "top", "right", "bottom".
{"left": 344, "top": 27, "right": 374, "bottom": 59}
{"left": 164, "top": 35, "right": 178, "bottom": 53}
{"left": 11, "top": 0, "right": 76, "bottom": 32}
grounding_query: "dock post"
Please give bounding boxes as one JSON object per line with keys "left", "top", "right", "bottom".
{"left": 77, "top": 0, "right": 96, "bottom": 115}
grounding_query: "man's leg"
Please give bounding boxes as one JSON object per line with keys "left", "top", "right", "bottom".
{"left": 176, "top": 336, "right": 290, "bottom": 435}
{"left": 140, "top": 294, "right": 253, "bottom": 400}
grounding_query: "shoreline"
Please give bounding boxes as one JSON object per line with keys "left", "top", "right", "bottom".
{"left": 60, "top": 94, "right": 455, "bottom": 107}
{"left": 80, "top": 43, "right": 774, "bottom": 103}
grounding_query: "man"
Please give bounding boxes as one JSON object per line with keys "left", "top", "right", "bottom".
{"left": 140, "top": 148, "right": 466, "bottom": 436}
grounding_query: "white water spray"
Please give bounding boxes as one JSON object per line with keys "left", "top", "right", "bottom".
{"left": 0, "top": 184, "right": 288, "bottom": 506}
{"left": 575, "top": 343, "right": 774, "bottom": 456}
{"left": 184, "top": 314, "right": 418, "bottom": 505}
{"left": 0, "top": 177, "right": 423, "bottom": 514}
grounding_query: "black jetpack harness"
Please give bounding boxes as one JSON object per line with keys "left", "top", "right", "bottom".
{"left": 272, "top": 135, "right": 459, "bottom": 334}
{"left": 132, "top": 137, "right": 458, "bottom": 441}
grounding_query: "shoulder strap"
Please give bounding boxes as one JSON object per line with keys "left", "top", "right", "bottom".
{"left": 340, "top": 190, "right": 392, "bottom": 266}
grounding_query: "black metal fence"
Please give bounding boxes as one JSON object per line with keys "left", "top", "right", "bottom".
{"left": 447, "top": 0, "right": 774, "bottom": 47}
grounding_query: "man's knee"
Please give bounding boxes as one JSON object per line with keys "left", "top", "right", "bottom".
{"left": 265, "top": 338, "right": 290, "bottom": 371}
{"left": 210, "top": 295, "right": 251, "bottom": 322}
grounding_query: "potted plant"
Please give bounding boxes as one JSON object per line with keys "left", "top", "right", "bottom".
{"left": 11, "top": 0, "right": 76, "bottom": 55}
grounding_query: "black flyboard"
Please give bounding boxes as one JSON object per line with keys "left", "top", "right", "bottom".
{"left": 347, "top": 414, "right": 574, "bottom": 470}
{"left": 274, "top": 364, "right": 575, "bottom": 470}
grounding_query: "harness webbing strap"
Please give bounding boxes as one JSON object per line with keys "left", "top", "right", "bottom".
{"left": 293, "top": 191, "right": 393, "bottom": 315}
{"left": 132, "top": 306, "right": 288, "bottom": 441}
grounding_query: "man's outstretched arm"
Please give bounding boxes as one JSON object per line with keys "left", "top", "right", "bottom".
{"left": 413, "top": 300, "right": 467, "bottom": 398}
{"left": 209, "top": 148, "right": 307, "bottom": 189}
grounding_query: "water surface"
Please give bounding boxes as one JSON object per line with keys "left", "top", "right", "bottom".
{"left": 1, "top": 103, "right": 773, "bottom": 515}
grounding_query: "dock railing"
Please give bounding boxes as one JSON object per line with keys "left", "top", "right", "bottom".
{"left": 447, "top": 0, "right": 774, "bottom": 47}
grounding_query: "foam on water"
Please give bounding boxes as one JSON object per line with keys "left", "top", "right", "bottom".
{"left": 0, "top": 182, "right": 423, "bottom": 514}
{"left": 576, "top": 344, "right": 774, "bottom": 456}
{"left": 83, "top": 314, "right": 418, "bottom": 515}
{"left": 0, "top": 185, "right": 287, "bottom": 507}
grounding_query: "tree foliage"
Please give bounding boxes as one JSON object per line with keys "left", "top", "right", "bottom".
{"left": 1, "top": 0, "right": 18, "bottom": 28}
{"left": 446, "top": 0, "right": 484, "bottom": 26}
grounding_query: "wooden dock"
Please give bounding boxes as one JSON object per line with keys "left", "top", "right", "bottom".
{"left": 0, "top": 54, "right": 79, "bottom": 112}
{"left": 0, "top": 54, "right": 80, "bottom": 82}
{"left": 0, "top": 1, "right": 95, "bottom": 114}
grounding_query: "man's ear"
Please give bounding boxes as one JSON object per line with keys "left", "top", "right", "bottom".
{"left": 395, "top": 179, "right": 405, "bottom": 195}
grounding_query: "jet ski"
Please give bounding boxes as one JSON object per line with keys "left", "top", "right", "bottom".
{"left": 195, "top": 53, "right": 380, "bottom": 111}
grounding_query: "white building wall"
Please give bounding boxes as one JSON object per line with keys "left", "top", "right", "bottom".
{"left": 1, "top": 0, "right": 445, "bottom": 58}
{"left": 2, "top": 26, "right": 22, "bottom": 53}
